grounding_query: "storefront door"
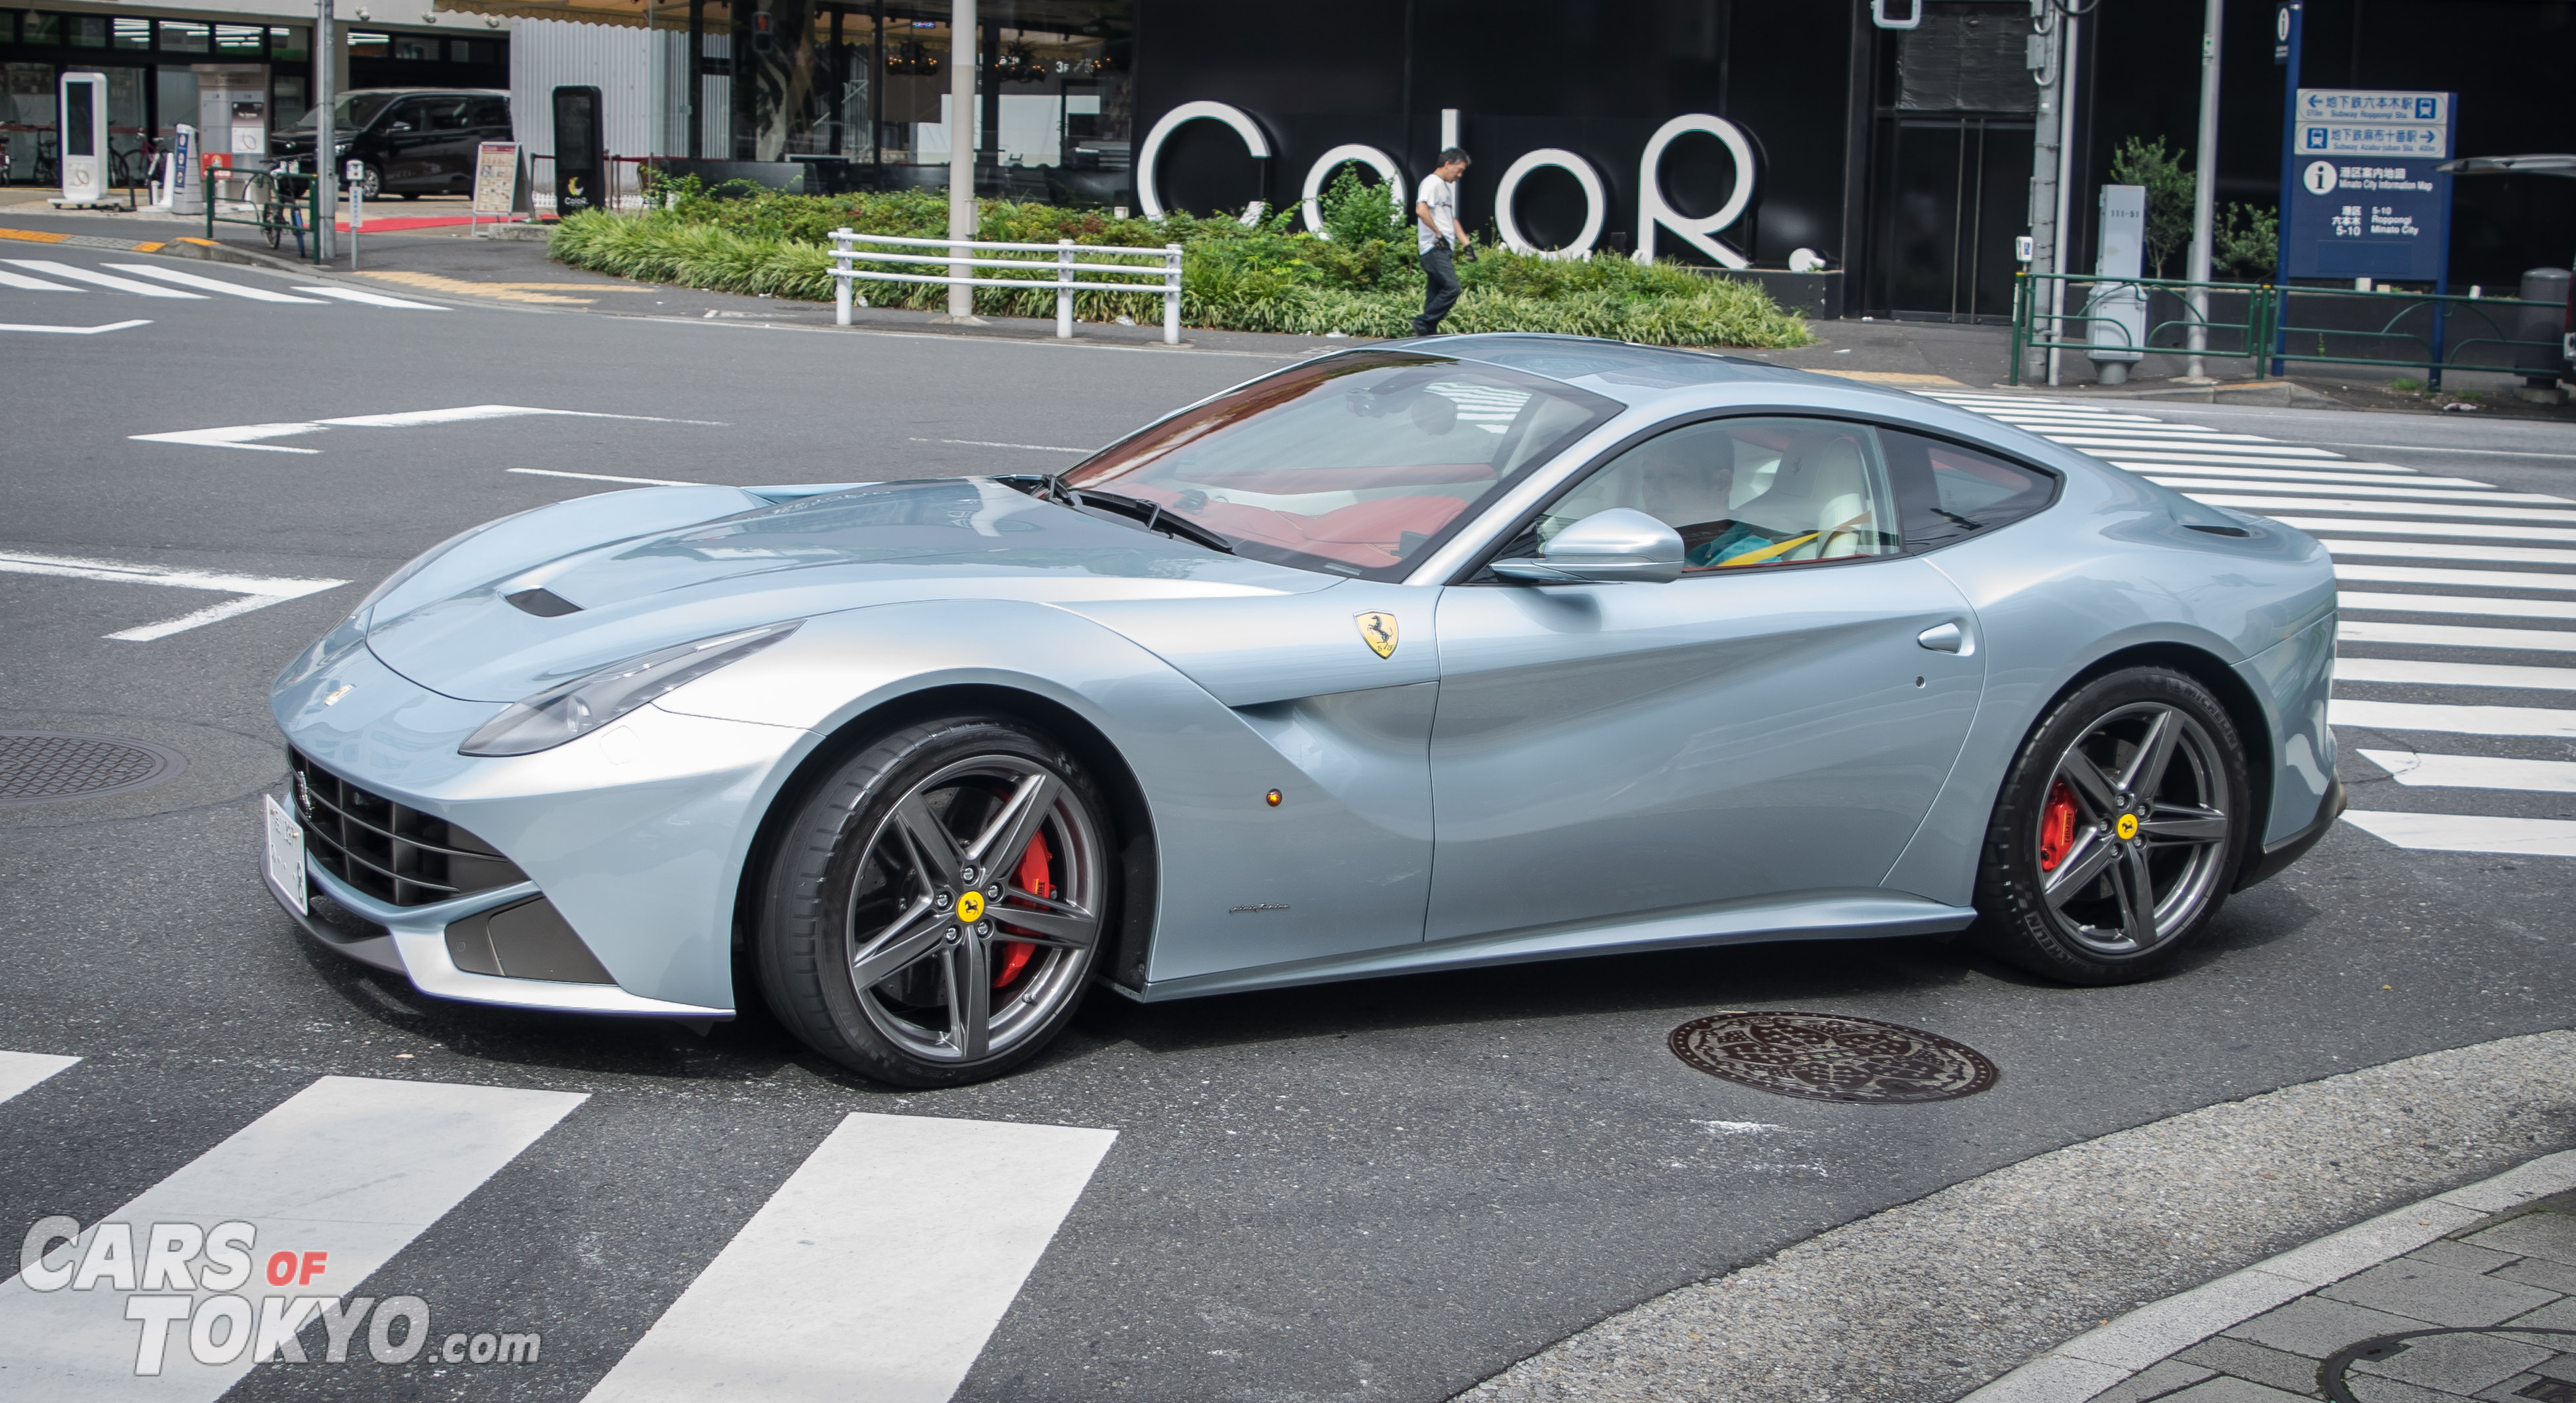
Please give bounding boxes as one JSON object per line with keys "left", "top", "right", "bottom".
{"left": 1863, "top": 1, "right": 2036, "bottom": 324}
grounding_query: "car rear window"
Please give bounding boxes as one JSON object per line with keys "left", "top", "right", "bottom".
{"left": 1880, "top": 427, "right": 2058, "bottom": 552}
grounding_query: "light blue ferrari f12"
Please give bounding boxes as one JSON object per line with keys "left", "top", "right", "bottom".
{"left": 266, "top": 335, "right": 2340, "bottom": 1086}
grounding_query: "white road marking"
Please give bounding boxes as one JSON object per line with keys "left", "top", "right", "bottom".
{"left": 907, "top": 436, "right": 1095, "bottom": 454}
{"left": 3, "top": 260, "right": 205, "bottom": 298}
{"left": 101, "top": 264, "right": 327, "bottom": 305}
{"left": 584, "top": 1112, "right": 1115, "bottom": 1403}
{"left": 2040, "top": 426, "right": 2279, "bottom": 442}
{"left": 290, "top": 285, "right": 450, "bottom": 309}
{"left": 2103, "top": 452, "right": 2423, "bottom": 471}
{"left": 2299, "top": 441, "right": 2576, "bottom": 461}
{"left": 2320, "top": 538, "right": 2576, "bottom": 567}
{"left": 2336, "top": 563, "right": 2576, "bottom": 593}
{"left": 0, "top": 267, "right": 82, "bottom": 291}
{"left": 2358, "top": 750, "right": 2576, "bottom": 793}
{"left": 2189, "top": 495, "right": 2576, "bottom": 524}
{"left": 0, "top": 1076, "right": 583, "bottom": 1401}
{"left": 2336, "top": 657, "right": 2576, "bottom": 691}
{"left": 0, "top": 1051, "right": 79, "bottom": 1106}
{"left": 134, "top": 404, "right": 726, "bottom": 453}
{"left": 508, "top": 467, "right": 704, "bottom": 487}
{"left": 0, "top": 320, "right": 152, "bottom": 335}
{"left": 2340, "top": 591, "right": 2576, "bottom": 622}
{"left": 2042, "top": 436, "right": 2340, "bottom": 458}
{"left": 0, "top": 550, "right": 348, "bottom": 641}
{"left": 2269, "top": 516, "right": 2576, "bottom": 546}
{"left": 2160, "top": 480, "right": 2564, "bottom": 506}
{"left": 2331, "top": 697, "right": 2576, "bottom": 739}
{"left": 2341, "top": 620, "right": 2576, "bottom": 653}
{"left": 2343, "top": 810, "right": 2576, "bottom": 858}
{"left": 2139, "top": 465, "right": 2487, "bottom": 488}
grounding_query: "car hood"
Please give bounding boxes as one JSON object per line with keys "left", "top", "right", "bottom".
{"left": 364, "top": 477, "right": 1333, "bottom": 702}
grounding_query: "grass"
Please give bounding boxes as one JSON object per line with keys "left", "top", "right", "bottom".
{"left": 544, "top": 175, "right": 1813, "bottom": 350}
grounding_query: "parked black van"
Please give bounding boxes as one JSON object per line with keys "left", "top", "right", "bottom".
{"left": 269, "top": 89, "right": 510, "bottom": 199}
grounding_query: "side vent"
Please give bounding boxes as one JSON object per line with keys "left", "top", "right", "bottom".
{"left": 444, "top": 897, "right": 616, "bottom": 983}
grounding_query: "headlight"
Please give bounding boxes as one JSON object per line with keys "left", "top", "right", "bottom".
{"left": 458, "top": 622, "right": 801, "bottom": 757}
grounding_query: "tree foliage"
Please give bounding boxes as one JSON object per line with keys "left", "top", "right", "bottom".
{"left": 2108, "top": 136, "right": 2196, "bottom": 278}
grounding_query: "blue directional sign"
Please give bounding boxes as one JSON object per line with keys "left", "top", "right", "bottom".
{"left": 2281, "top": 89, "right": 2455, "bottom": 281}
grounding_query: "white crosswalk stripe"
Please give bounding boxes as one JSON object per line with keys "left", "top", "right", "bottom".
{"left": 0, "top": 1069, "right": 1114, "bottom": 1398}
{"left": 102, "top": 264, "right": 328, "bottom": 305}
{"left": 584, "top": 1113, "right": 1116, "bottom": 1403}
{"left": 0, "top": 257, "right": 447, "bottom": 309}
{"left": 1925, "top": 389, "right": 2576, "bottom": 861}
{"left": 0, "top": 1076, "right": 585, "bottom": 1399}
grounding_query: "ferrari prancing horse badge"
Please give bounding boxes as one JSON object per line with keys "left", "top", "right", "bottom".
{"left": 1355, "top": 610, "right": 1399, "bottom": 659}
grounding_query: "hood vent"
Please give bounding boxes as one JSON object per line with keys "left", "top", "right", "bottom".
{"left": 506, "top": 588, "right": 582, "bottom": 617}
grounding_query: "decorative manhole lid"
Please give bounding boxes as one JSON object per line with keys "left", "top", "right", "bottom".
{"left": 0, "top": 732, "right": 187, "bottom": 806}
{"left": 2323, "top": 1327, "right": 2576, "bottom": 1403}
{"left": 1668, "top": 1010, "right": 1999, "bottom": 1103}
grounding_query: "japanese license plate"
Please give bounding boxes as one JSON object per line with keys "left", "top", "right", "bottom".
{"left": 264, "top": 793, "right": 308, "bottom": 915}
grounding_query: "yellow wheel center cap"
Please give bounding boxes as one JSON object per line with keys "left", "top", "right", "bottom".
{"left": 955, "top": 891, "right": 986, "bottom": 923}
{"left": 2115, "top": 814, "right": 2140, "bottom": 842}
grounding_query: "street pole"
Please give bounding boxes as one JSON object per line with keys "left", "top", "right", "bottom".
{"left": 2185, "top": 0, "right": 2223, "bottom": 381}
{"left": 2046, "top": 7, "right": 2081, "bottom": 387}
{"left": 2269, "top": 1, "right": 2302, "bottom": 376}
{"left": 312, "top": 0, "right": 336, "bottom": 262}
{"left": 2026, "top": 0, "right": 2063, "bottom": 386}
{"left": 944, "top": 0, "right": 978, "bottom": 320}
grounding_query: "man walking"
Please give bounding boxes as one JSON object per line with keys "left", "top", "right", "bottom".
{"left": 1413, "top": 148, "right": 1470, "bottom": 337}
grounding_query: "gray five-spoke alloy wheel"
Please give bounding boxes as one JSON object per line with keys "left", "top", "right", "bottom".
{"left": 2032, "top": 701, "right": 2232, "bottom": 956}
{"left": 759, "top": 718, "right": 1113, "bottom": 1086}
{"left": 843, "top": 753, "right": 1106, "bottom": 1065}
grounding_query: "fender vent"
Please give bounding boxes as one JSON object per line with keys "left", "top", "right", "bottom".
{"left": 2185, "top": 523, "right": 2255, "bottom": 538}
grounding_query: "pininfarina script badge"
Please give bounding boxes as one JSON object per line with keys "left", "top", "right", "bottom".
{"left": 1355, "top": 610, "right": 1398, "bottom": 658}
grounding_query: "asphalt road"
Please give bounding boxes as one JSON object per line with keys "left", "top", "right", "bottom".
{"left": 3, "top": 247, "right": 2574, "bottom": 1403}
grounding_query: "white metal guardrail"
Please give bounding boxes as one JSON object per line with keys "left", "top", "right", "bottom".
{"left": 826, "top": 230, "right": 1185, "bottom": 342}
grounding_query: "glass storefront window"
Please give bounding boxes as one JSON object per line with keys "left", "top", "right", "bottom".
{"left": 160, "top": 21, "right": 212, "bottom": 54}
{"left": 6, "top": 62, "right": 50, "bottom": 180}
{"left": 156, "top": 66, "right": 199, "bottom": 141}
{"left": 23, "top": 15, "right": 57, "bottom": 44}
{"left": 111, "top": 17, "right": 152, "bottom": 49}
{"left": 346, "top": 31, "right": 390, "bottom": 58}
{"left": 270, "top": 27, "right": 309, "bottom": 60}
{"left": 215, "top": 26, "right": 266, "bottom": 57}
{"left": 392, "top": 34, "right": 436, "bottom": 61}
{"left": 64, "top": 14, "right": 109, "bottom": 47}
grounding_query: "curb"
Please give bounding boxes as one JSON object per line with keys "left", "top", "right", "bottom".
{"left": 1962, "top": 1149, "right": 2576, "bottom": 1403}
{"left": 1974, "top": 379, "right": 2348, "bottom": 409}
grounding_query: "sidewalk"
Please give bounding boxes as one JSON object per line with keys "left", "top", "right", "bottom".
{"left": 1974, "top": 1156, "right": 2576, "bottom": 1403}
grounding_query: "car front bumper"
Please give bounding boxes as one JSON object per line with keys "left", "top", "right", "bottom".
{"left": 269, "top": 638, "right": 815, "bottom": 1017}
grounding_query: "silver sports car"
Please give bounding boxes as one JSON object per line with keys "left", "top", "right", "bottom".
{"left": 265, "top": 335, "right": 2340, "bottom": 1086}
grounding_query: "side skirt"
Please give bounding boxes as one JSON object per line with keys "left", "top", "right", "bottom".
{"left": 1114, "top": 891, "right": 1978, "bottom": 1004}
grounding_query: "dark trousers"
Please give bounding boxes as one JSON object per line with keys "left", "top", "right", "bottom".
{"left": 1413, "top": 244, "right": 1459, "bottom": 337}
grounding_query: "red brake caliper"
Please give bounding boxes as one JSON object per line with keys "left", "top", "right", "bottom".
{"left": 992, "top": 832, "right": 1051, "bottom": 988}
{"left": 2038, "top": 779, "right": 2079, "bottom": 873}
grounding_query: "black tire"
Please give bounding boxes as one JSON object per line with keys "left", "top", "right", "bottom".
{"left": 757, "top": 717, "right": 1114, "bottom": 1087}
{"left": 1969, "top": 667, "right": 2250, "bottom": 985}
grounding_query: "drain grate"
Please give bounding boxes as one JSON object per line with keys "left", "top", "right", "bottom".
{"left": 0, "top": 732, "right": 187, "bottom": 806}
{"left": 1669, "top": 1010, "right": 1998, "bottom": 1103}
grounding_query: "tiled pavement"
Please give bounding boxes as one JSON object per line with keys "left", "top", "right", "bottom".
{"left": 2068, "top": 1186, "right": 2576, "bottom": 1403}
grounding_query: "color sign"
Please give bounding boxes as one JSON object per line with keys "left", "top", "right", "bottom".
{"left": 471, "top": 142, "right": 520, "bottom": 216}
{"left": 2282, "top": 91, "right": 2454, "bottom": 281}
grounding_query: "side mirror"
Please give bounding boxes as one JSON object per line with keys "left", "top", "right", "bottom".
{"left": 385, "top": 121, "right": 413, "bottom": 133}
{"left": 1491, "top": 508, "right": 1686, "bottom": 585}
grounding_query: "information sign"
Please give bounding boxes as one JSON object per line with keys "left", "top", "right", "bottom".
{"left": 2281, "top": 89, "right": 2455, "bottom": 281}
{"left": 471, "top": 142, "right": 520, "bottom": 215}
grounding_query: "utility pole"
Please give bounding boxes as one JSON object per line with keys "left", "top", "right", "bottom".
{"left": 312, "top": 0, "right": 336, "bottom": 262}
{"left": 944, "top": 0, "right": 979, "bottom": 320}
{"left": 2045, "top": 5, "right": 2081, "bottom": 386}
{"left": 2025, "top": 0, "right": 2062, "bottom": 386}
{"left": 2185, "top": 0, "right": 2223, "bottom": 381}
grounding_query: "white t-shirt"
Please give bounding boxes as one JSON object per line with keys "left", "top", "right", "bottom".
{"left": 1417, "top": 172, "right": 1456, "bottom": 254}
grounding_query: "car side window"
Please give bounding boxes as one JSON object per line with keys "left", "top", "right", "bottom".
{"left": 467, "top": 98, "right": 509, "bottom": 130}
{"left": 1535, "top": 416, "right": 1902, "bottom": 571}
{"left": 426, "top": 99, "right": 471, "bottom": 132}
{"left": 1880, "top": 428, "right": 2058, "bottom": 552}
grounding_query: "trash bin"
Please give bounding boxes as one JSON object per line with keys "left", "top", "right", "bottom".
{"left": 2516, "top": 267, "right": 2571, "bottom": 402}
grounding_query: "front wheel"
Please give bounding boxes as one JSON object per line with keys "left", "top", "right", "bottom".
{"left": 1969, "top": 667, "right": 2249, "bottom": 984}
{"left": 757, "top": 718, "right": 1114, "bottom": 1087}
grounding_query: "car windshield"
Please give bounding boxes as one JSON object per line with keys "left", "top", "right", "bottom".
{"left": 1059, "top": 351, "right": 1618, "bottom": 579}
{"left": 295, "top": 92, "right": 400, "bottom": 130}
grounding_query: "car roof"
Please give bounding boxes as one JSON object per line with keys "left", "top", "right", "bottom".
{"left": 1387, "top": 332, "right": 1875, "bottom": 407}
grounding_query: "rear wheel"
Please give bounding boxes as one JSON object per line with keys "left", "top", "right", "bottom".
{"left": 1970, "top": 667, "right": 2248, "bottom": 984}
{"left": 757, "top": 718, "right": 1112, "bottom": 1087}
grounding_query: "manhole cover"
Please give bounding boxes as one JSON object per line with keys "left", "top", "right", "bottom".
{"left": 2323, "top": 1327, "right": 2576, "bottom": 1402}
{"left": 0, "top": 732, "right": 187, "bottom": 806}
{"left": 1669, "top": 1010, "right": 1999, "bottom": 1102}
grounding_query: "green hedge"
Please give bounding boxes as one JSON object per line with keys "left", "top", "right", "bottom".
{"left": 547, "top": 176, "right": 1813, "bottom": 349}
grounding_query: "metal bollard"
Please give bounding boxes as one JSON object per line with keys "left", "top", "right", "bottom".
{"left": 1163, "top": 243, "right": 1182, "bottom": 345}
{"left": 1057, "top": 239, "right": 1074, "bottom": 339}
{"left": 833, "top": 229, "right": 854, "bottom": 326}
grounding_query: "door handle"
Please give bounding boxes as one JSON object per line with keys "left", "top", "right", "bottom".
{"left": 1917, "top": 621, "right": 1968, "bottom": 653}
